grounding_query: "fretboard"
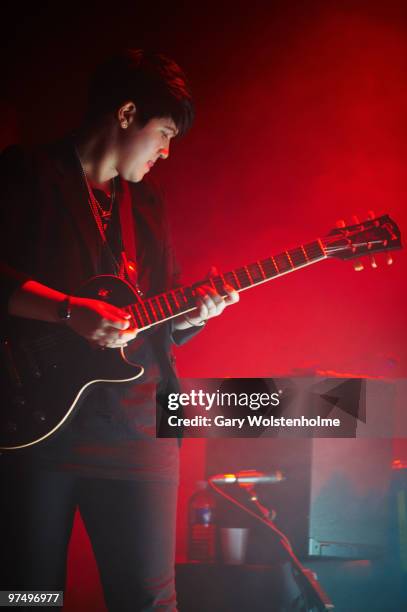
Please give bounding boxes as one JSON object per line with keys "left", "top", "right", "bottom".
{"left": 129, "top": 239, "right": 327, "bottom": 330}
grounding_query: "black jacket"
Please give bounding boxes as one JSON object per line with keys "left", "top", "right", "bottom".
{"left": 0, "top": 138, "right": 201, "bottom": 441}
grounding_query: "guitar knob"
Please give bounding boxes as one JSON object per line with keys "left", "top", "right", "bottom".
{"left": 352, "top": 215, "right": 360, "bottom": 225}
{"left": 386, "top": 254, "right": 393, "bottom": 265}
{"left": 353, "top": 260, "right": 364, "bottom": 272}
{"left": 370, "top": 256, "right": 378, "bottom": 269}
{"left": 336, "top": 219, "right": 346, "bottom": 228}
{"left": 367, "top": 210, "right": 376, "bottom": 220}
{"left": 33, "top": 411, "right": 47, "bottom": 423}
{"left": 12, "top": 395, "right": 26, "bottom": 407}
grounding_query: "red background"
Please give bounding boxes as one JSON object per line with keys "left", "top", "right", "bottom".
{"left": 2, "top": 2, "right": 406, "bottom": 608}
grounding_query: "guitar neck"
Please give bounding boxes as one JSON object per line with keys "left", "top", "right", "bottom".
{"left": 130, "top": 238, "right": 327, "bottom": 331}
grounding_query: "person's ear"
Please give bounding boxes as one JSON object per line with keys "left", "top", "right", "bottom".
{"left": 117, "top": 101, "right": 137, "bottom": 129}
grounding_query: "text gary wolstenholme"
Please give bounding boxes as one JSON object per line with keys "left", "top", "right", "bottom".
{"left": 167, "top": 414, "right": 341, "bottom": 429}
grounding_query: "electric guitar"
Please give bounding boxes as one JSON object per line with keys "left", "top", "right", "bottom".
{"left": 0, "top": 214, "right": 401, "bottom": 450}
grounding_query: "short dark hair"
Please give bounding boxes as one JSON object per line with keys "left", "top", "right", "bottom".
{"left": 86, "top": 49, "right": 194, "bottom": 137}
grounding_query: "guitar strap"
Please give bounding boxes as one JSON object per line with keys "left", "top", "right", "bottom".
{"left": 118, "top": 179, "right": 140, "bottom": 290}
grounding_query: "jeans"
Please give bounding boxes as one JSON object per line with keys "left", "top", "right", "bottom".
{"left": 0, "top": 467, "right": 178, "bottom": 611}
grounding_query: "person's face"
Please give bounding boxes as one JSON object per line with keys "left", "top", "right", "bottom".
{"left": 116, "top": 116, "right": 178, "bottom": 182}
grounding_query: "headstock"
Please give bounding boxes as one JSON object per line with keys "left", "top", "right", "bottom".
{"left": 323, "top": 214, "right": 401, "bottom": 264}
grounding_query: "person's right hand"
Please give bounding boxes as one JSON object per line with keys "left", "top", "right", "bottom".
{"left": 67, "top": 297, "right": 138, "bottom": 349}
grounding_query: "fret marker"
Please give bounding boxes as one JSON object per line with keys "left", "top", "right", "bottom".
{"left": 317, "top": 239, "right": 327, "bottom": 257}
{"left": 232, "top": 270, "right": 241, "bottom": 289}
{"left": 300, "top": 245, "right": 309, "bottom": 262}
{"left": 257, "top": 261, "right": 266, "bottom": 279}
{"left": 271, "top": 256, "right": 279, "bottom": 273}
{"left": 244, "top": 266, "right": 254, "bottom": 284}
{"left": 285, "top": 251, "right": 294, "bottom": 268}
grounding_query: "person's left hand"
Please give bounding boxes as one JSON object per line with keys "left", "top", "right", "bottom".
{"left": 184, "top": 266, "right": 240, "bottom": 326}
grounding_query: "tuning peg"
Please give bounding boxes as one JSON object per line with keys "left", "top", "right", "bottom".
{"left": 353, "top": 260, "right": 364, "bottom": 272}
{"left": 367, "top": 210, "right": 376, "bottom": 220}
{"left": 336, "top": 219, "right": 346, "bottom": 228}
{"left": 386, "top": 254, "right": 393, "bottom": 265}
{"left": 370, "top": 255, "right": 378, "bottom": 269}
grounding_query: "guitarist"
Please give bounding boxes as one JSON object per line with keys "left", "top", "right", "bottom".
{"left": 0, "top": 50, "right": 238, "bottom": 610}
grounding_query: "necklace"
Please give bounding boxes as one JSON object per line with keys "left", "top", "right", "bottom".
{"left": 93, "top": 180, "right": 115, "bottom": 225}
{"left": 74, "top": 146, "right": 116, "bottom": 242}
{"left": 75, "top": 146, "right": 125, "bottom": 277}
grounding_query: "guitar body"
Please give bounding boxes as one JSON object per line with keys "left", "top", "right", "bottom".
{"left": 0, "top": 276, "right": 145, "bottom": 451}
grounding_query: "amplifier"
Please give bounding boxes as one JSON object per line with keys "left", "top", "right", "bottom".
{"left": 205, "top": 379, "right": 394, "bottom": 560}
